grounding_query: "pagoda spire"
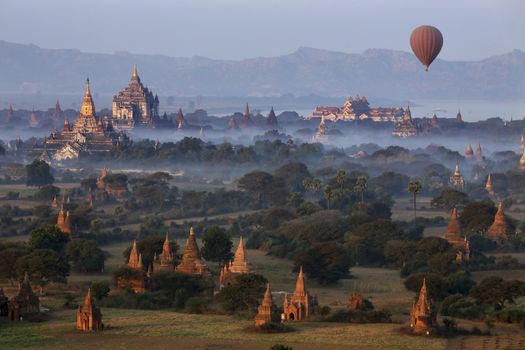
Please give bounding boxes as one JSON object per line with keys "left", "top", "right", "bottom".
{"left": 244, "top": 103, "right": 250, "bottom": 116}
{"left": 80, "top": 78, "right": 96, "bottom": 117}
{"left": 128, "top": 240, "right": 141, "bottom": 269}
{"left": 444, "top": 207, "right": 462, "bottom": 244}
{"left": 132, "top": 64, "right": 138, "bottom": 79}
{"left": 262, "top": 283, "right": 273, "bottom": 306}
{"left": 294, "top": 266, "right": 306, "bottom": 296}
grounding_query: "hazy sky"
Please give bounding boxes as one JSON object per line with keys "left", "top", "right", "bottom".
{"left": 1, "top": 0, "right": 524, "bottom": 60}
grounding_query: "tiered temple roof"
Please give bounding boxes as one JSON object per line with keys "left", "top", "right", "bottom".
{"left": 128, "top": 240, "right": 143, "bottom": 270}
{"left": 8, "top": 273, "right": 40, "bottom": 321}
{"left": 176, "top": 227, "right": 211, "bottom": 278}
{"left": 392, "top": 106, "right": 418, "bottom": 137}
{"left": 153, "top": 233, "right": 175, "bottom": 273}
{"left": 283, "top": 267, "right": 317, "bottom": 321}
{"left": 410, "top": 278, "right": 436, "bottom": 334}
{"left": 219, "top": 237, "right": 250, "bottom": 287}
{"left": 266, "top": 107, "right": 278, "bottom": 129}
{"left": 76, "top": 288, "right": 103, "bottom": 331}
{"left": 444, "top": 208, "right": 463, "bottom": 245}
{"left": 487, "top": 202, "right": 511, "bottom": 244}
{"left": 56, "top": 204, "right": 72, "bottom": 234}
{"left": 312, "top": 115, "right": 328, "bottom": 143}
{"left": 449, "top": 163, "right": 465, "bottom": 190}
{"left": 240, "top": 104, "right": 255, "bottom": 128}
{"left": 37, "top": 79, "right": 129, "bottom": 161}
{"left": 112, "top": 64, "right": 159, "bottom": 129}
{"left": 255, "top": 283, "right": 275, "bottom": 327}
{"left": 465, "top": 144, "right": 474, "bottom": 159}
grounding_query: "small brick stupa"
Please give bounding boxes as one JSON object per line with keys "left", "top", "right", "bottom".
{"left": 153, "top": 233, "right": 175, "bottom": 273}
{"left": 487, "top": 201, "right": 511, "bottom": 244}
{"left": 56, "top": 204, "right": 72, "bottom": 235}
{"left": 219, "top": 236, "right": 250, "bottom": 287}
{"left": 255, "top": 283, "right": 276, "bottom": 327}
{"left": 176, "top": 227, "right": 211, "bottom": 279}
{"left": 8, "top": 273, "right": 40, "bottom": 321}
{"left": 76, "top": 288, "right": 103, "bottom": 331}
{"left": 409, "top": 278, "right": 436, "bottom": 334}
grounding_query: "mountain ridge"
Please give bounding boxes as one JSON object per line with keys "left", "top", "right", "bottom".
{"left": 0, "top": 40, "right": 523, "bottom": 99}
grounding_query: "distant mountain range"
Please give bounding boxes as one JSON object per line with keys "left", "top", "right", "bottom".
{"left": 0, "top": 40, "right": 523, "bottom": 99}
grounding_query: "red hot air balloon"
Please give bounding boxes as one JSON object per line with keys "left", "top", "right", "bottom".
{"left": 410, "top": 25, "right": 443, "bottom": 71}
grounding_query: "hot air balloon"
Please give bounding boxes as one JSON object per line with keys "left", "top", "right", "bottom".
{"left": 410, "top": 25, "right": 443, "bottom": 71}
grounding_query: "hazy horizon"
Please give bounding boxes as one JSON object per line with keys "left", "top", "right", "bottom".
{"left": 1, "top": 0, "right": 524, "bottom": 61}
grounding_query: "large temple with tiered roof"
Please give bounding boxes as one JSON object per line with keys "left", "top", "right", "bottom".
{"left": 112, "top": 64, "right": 159, "bottom": 129}
{"left": 34, "top": 79, "right": 129, "bottom": 161}
{"left": 309, "top": 95, "right": 403, "bottom": 122}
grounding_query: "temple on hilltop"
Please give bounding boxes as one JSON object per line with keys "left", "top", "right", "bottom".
{"left": 312, "top": 115, "right": 329, "bottom": 143}
{"left": 283, "top": 267, "right": 318, "bottom": 321}
{"left": 112, "top": 64, "right": 159, "bottom": 129}
{"left": 465, "top": 144, "right": 474, "bottom": 159}
{"left": 76, "top": 288, "right": 103, "bottom": 331}
{"left": 117, "top": 240, "right": 146, "bottom": 293}
{"left": 219, "top": 237, "right": 250, "bottom": 288}
{"left": 34, "top": 79, "right": 129, "bottom": 161}
{"left": 449, "top": 163, "right": 465, "bottom": 190}
{"left": 240, "top": 104, "right": 255, "bottom": 128}
{"left": 152, "top": 233, "right": 175, "bottom": 273}
{"left": 8, "top": 273, "right": 40, "bottom": 321}
{"left": 255, "top": 284, "right": 276, "bottom": 327}
{"left": 392, "top": 106, "right": 418, "bottom": 137}
{"left": 309, "top": 95, "right": 403, "bottom": 122}
{"left": 176, "top": 227, "right": 212, "bottom": 279}
{"left": 485, "top": 174, "right": 494, "bottom": 195}
{"left": 56, "top": 203, "right": 72, "bottom": 235}
{"left": 487, "top": 202, "right": 511, "bottom": 244}
{"left": 409, "top": 278, "right": 436, "bottom": 334}
{"left": 456, "top": 109, "right": 463, "bottom": 123}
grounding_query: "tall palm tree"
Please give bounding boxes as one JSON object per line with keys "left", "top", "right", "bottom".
{"left": 324, "top": 185, "right": 333, "bottom": 209}
{"left": 354, "top": 176, "right": 368, "bottom": 203}
{"left": 336, "top": 170, "right": 346, "bottom": 190}
{"left": 408, "top": 180, "right": 422, "bottom": 222}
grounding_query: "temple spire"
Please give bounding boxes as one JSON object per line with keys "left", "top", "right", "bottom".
{"left": 132, "top": 64, "right": 138, "bottom": 79}
{"left": 295, "top": 266, "right": 306, "bottom": 295}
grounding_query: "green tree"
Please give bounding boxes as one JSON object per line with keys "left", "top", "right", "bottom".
{"left": 66, "top": 239, "right": 105, "bottom": 273}
{"left": 408, "top": 180, "right": 422, "bottom": 221}
{"left": 238, "top": 171, "right": 289, "bottom": 206}
{"left": 459, "top": 201, "right": 497, "bottom": 235}
{"left": 324, "top": 185, "right": 333, "bottom": 209}
{"left": 430, "top": 189, "right": 469, "bottom": 210}
{"left": 25, "top": 160, "right": 54, "bottom": 187}
{"left": 33, "top": 185, "right": 60, "bottom": 201}
{"left": 91, "top": 280, "right": 110, "bottom": 300}
{"left": 29, "top": 225, "right": 70, "bottom": 252}
{"left": 470, "top": 276, "right": 525, "bottom": 310}
{"left": 216, "top": 273, "right": 267, "bottom": 313}
{"left": 0, "top": 243, "right": 30, "bottom": 284}
{"left": 15, "top": 249, "right": 70, "bottom": 291}
{"left": 336, "top": 170, "right": 346, "bottom": 190}
{"left": 201, "top": 226, "right": 233, "bottom": 266}
{"left": 293, "top": 242, "right": 351, "bottom": 284}
{"left": 354, "top": 176, "right": 368, "bottom": 204}
{"left": 274, "top": 162, "right": 311, "bottom": 192}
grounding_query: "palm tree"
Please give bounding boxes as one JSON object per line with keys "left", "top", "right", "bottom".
{"left": 336, "top": 170, "right": 346, "bottom": 190}
{"left": 324, "top": 185, "right": 333, "bottom": 209}
{"left": 354, "top": 176, "right": 368, "bottom": 203}
{"left": 408, "top": 180, "right": 422, "bottom": 222}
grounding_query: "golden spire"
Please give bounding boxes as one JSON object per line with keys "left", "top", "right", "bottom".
{"left": 294, "top": 266, "right": 306, "bottom": 296}
{"left": 132, "top": 64, "right": 138, "bottom": 79}
{"left": 80, "top": 78, "right": 96, "bottom": 117}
